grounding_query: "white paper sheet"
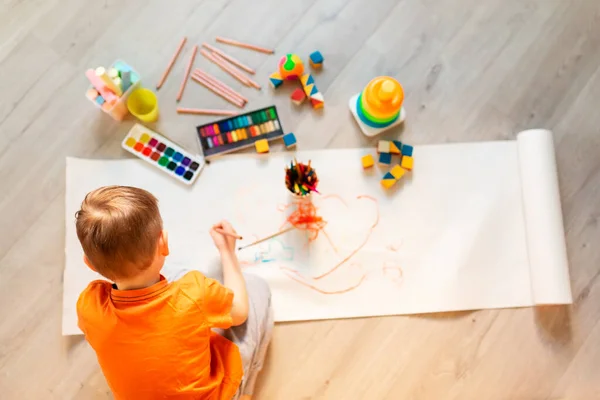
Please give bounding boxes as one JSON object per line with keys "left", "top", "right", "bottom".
{"left": 63, "top": 129, "right": 572, "bottom": 335}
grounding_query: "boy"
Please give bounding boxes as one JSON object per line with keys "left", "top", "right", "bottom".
{"left": 75, "top": 186, "right": 273, "bottom": 399}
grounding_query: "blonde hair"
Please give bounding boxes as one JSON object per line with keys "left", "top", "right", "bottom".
{"left": 75, "top": 186, "right": 163, "bottom": 281}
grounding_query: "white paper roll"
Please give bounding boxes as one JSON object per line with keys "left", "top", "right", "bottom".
{"left": 517, "top": 129, "right": 572, "bottom": 304}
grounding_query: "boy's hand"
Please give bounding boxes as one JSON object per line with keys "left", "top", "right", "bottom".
{"left": 209, "top": 220, "right": 238, "bottom": 253}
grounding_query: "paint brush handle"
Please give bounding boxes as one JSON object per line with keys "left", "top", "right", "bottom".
{"left": 215, "top": 228, "right": 243, "bottom": 240}
{"left": 237, "top": 226, "right": 295, "bottom": 251}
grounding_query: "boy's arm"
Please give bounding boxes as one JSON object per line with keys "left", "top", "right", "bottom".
{"left": 220, "top": 249, "right": 249, "bottom": 326}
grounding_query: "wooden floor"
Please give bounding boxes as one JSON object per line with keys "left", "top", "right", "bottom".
{"left": 1, "top": 0, "right": 599, "bottom": 398}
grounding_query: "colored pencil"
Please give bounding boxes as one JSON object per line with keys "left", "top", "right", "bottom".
{"left": 215, "top": 36, "right": 274, "bottom": 54}
{"left": 157, "top": 37, "right": 187, "bottom": 90}
{"left": 211, "top": 52, "right": 261, "bottom": 90}
{"left": 237, "top": 226, "right": 295, "bottom": 251}
{"left": 201, "top": 43, "right": 256, "bottom": 75}
{"left": 190, "top": 73, "right": 245, "bottom": 108}
{"left": 176, "top": 45, "right": 198, "bottom": 102}
{"left": 199, "top": 49, "right": 253, "bottom": 88}
{"left": 193, "top": 69, "right": 248, "bottom": 103}
{"left": 215, "top": 228, "right": 243, "bottom": 240}
{"left": 177, "top": 107, "right": 239, "bottom": 116}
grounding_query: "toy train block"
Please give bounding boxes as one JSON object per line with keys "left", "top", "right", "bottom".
{"left": 378, "top": 140, "right": 390, "bottom": 153}
{"left": 291, "top": 88, "right": 306, "bottom": 105}
{"left": 390, "top": 140, "right": 402, "bottom": 154}
{"left": 269, "top": 72, "right": 284, "bottom": 88}
{"left": 309, "top": 51, "right": 324, "bottom": 69}
{"left": 255, "top": 139, "right": 270, "bottom": 153}
{"left": 378, "top": 152, "right": 392, "bottom": 165}
{"left": 361, "top": 154, "right": 375, "bottom": 168}
{"left": 283, "top": 132, "right": 297, "bottom": 148}
{"left": 390, "top": 164, "right": 406, "bottom": 180}
{"left": 401, "top": 155, "right": 413, "bottom": 170}
{"left": 401, "top": 144, "right": 413, "bottom": 157}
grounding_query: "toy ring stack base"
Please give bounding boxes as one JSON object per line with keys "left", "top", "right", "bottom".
{"left": 348, "top": 93, "right": 406, "bottom": 137}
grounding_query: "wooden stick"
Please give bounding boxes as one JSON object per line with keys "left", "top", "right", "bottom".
{"left": 177, "top": 107, "right": 239, "bottom": 116}
{"left": 237, "top": 226, "right": 295, "bottom": 251}
{"left": 176, "top": 45, "right": 198, "bottom": 101}
{"left": 215, "top": 36, "right": 274, "bottom": 54}
{"left": 211, "top": 52, "right": 261, "bottom": 90}
{"left": 190, "top": 74, "right": 245, "bottom": 108}
{"left": 193, "top": 69, "right": 248, "bottom": 103}
{"left": 215, "top": 228, "right": 243, "bottom": 240}
{"left": 201, "top": 43, "right": 256, "bottom": 75}
{"left": 157, "top": 37, "right": 187, "bottom": 90}
{"left": 200, "top": 49, "right": 253, "bottom": 87}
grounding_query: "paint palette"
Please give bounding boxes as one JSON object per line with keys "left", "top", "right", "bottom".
{"left": 196, "top": 106, "right": 284, "bottom": 159}
{"left": 122, "top": 124, "right": 204, "bottom": 185}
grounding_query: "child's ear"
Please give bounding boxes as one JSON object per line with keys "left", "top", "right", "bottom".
{"left": 159, "top": 230, "right": 169, "bottom": 257}
{"left": 83, "top": 255, "right": 97, "bottom": 272}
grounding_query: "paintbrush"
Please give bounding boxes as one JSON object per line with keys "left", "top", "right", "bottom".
{"left": 237, "top": 226, "right": 295, "bottom": 251}
{"left": 215, "top": 228, "right": 243, "bottom": 240}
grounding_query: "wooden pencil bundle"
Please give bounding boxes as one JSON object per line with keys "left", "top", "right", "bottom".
{"left": 211, "top": 52, "right": 261, "bottom": 90}
{"left": 192, "top": 69, "right": 247, "bottom": 103}
{"left": 215, "top": 36, "right": 274, "bottom": 54}
{"left": 200, "top": 49, "right": 253, "bottom": 88}
{"left": 201, "top": 43, "right": 256, "bottom": 75}
{"left": 190, "top": 73, "right": 245, "bottom": 108}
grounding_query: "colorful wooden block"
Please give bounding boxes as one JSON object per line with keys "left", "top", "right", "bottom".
{"left": 283, "top": 132, "right": 297, "bottom": 148}
{"left": 291, "top": 88, "right": 306, "bottom": 105}
{"left": 300, "top": 73, "right": 315, "bottom": 86}
{"left": 269, "top": 72, "right": 283, "bottom": 88}
{"left": 309, "top": 51, "right": 324, "bottom": 68}
{"left": 381, "top": 172, "right": 397, "bottom": 189}
{"left": 390, "top": 140, "right": 402, "bottom": 154}
{"left": 390, "top": 164, "right": 406, "bottom": 180}
{"left": 255, "top": 139, "right": 269, "bottom": 153}
{"left": 303, "top": 83, "right": 314, "bottom": 97}
{"left": 361, "top": 154, "right": 375, "bottom": 168}
{"left": 378, "top": 152, "right": 392, "bottom": 165}
{"left": 378, "top": 140, "right": 390, "bottom": 153}
{"left": 310, "top": 92, "right": 324, "bottom": 109}
{"left": 402, "top": 144, "right": 413, "bottom": 157}
{"left": 401, "top": 155, "right": 413, "bottom": 170}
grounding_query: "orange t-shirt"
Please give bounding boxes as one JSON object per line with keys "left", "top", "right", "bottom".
{"left": 77, "top": 271, "right": 243, "bottom": 400}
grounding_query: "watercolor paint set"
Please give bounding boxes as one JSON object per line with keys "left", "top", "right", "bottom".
{"left": 122, "top": 124, "right": 204, "bottom": 185}
{"left": 196, "top": 106, "right": 283, "bottom": 159}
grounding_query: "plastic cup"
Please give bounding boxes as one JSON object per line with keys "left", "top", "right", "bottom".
{"left": 127, "top": 88, "right": 159, "bottom": 122}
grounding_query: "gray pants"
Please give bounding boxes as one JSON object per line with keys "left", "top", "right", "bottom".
{"left": 225, "top": 273, "right": 274, "bottom": 398}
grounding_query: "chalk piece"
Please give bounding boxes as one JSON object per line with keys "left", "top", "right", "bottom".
{"left": 309, "top": 51, "right": 324, "bottom": 69}
{"left": 290, "top": 88, "right": 306, "bottom": 105}
{"left": 402, "top": 144, "right": 413, "bottom": 157}
{"left": 361, "top": 154, "right": 375, "bottom": 168}
{"left": 378, "top": 152, "right": 392, "bottom": 165}
{"left": 121, "top": 70, "right": 132, "bottom": 92}
{"left": 390, "top": 140, "right": 402, "bottom": 154}
{"left": 269, "top": 72, "right": 283, "bottom": 88}
{"left": 255, "top": 139, "right": 269, "bottom": 153}
{"left": 390, "top": 164, "right": 406, "bottom": 180}
{"left": 378, "top": 140, "right": 390, "bottom": 153}
{"left": 283, "top": 132, "right": 297, "bottom": 148}
{"left": 86, "top": 88, "right": 99, "bottom": 101}
{"left": 108, "top": 68, "right": 120, "bottom": 79}
{"left": 95, "top": 95, "right": 105, "bottom": 105}
{"left": 401, "top": 155, "right": 414, "bottom": 170}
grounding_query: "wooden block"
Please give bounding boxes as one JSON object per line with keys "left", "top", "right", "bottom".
{"left": 309, "top": 51, "right": 324, "bottom": 68}
{"left": 361, "top": 154, "right": 375, "bottom": 168}
{"left": 290, "top": 88, "right": 306, "bottom": 105}
{"left": 381, "top": 172, "right": 397, "bottom": 189}
{"left": 255, "top": 139, "right": 269, "bottom": 153}
{"left": 401, "top": 155, "right": 413, "bottom": 170}
{"left": 378, "top": 152, "right": 392, "bottom": 165}
{"left": 390, "top": 140, "right": 402, "bottom": 154}
{"left": 310, "top": 92, "right": 324, "bottom": 109}
{"left": 390, "top": 164, "right": 406, "bottom": 180}
{"left": 283, "top": 132, "right": 297, "bottom": 148}
{"left": 378, "top": 140, "right": 390, "bottom": 153}
{"left": 300, "top": 73, "right": 315, "bottom": 86}
{"left": 269, "top": 72, "right": 283, "bottom": 88}
{"left": 402, "top": 144, "right": 413, "bottom": 157}
{"left": 303, "top": 83, "right": 314, "bottom": 96}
